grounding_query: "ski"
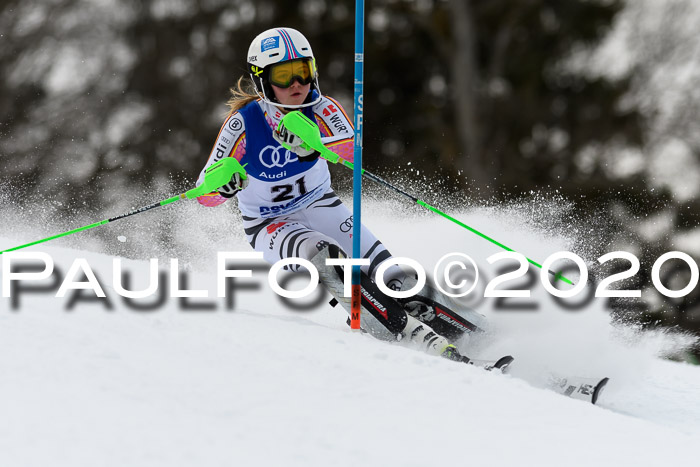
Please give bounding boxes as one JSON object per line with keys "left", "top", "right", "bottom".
{"left": 464, "top": 355, "right": 514, "bottom": 373}
{"left": 549, "top": 375, "right": 610, "bottom": 405}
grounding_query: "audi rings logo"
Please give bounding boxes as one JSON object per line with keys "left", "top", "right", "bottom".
{"left": 340, "top": 216, "right": 353, "bottom": 233}
{"left": 259, "top": 145, "right": 296, "bottom": 169}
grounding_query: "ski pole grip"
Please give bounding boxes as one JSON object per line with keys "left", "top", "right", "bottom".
{"left": 186, "top": 158, "right": 247, "bottom": 199}
{"left": 280, "top": 111, "right": 341, "bottom": 164}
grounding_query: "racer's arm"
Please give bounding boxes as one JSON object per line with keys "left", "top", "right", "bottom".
{"left": 313, "top": 96, "right": 354, "bottom": 162}
{"left": 196, "top": 113, "right": 247, "bottom": 207}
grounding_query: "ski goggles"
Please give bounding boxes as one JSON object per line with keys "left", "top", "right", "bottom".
{"left": 268, "top": 58, "right": 316, "bottom": 88}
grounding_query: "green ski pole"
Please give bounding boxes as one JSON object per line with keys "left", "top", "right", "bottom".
{"left": 0, "top": 157, "right": 245, "bottom": 255}
{"left": 279, "top": 111, "right": 572, "bottom": 285}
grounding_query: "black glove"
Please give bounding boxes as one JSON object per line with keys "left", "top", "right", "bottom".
{"left": 273, "top": 122, "right": 320, "bottom": 163}
{"left": 217, "top": 171, "right": 248, "bottom": 198}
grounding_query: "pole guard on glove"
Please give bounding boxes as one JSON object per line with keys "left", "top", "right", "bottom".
{"left": 274, "top": 120, "right": 321, "bottom": 163}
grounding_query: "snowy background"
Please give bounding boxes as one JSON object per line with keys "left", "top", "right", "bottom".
{"left": 2, "top": 0, "right": 700, "bottom": 465}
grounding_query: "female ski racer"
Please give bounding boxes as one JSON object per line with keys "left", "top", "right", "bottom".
{"left": 195, "top": 27, "right": 476, "bottom": 361}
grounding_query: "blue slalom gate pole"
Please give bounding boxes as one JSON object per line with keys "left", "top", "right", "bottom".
{"left": 350, "top": 0, "right": 365, "bottom": 329}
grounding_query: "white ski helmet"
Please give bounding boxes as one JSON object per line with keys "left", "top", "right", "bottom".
{"left": 247, "top": 27, "right": 321, "bottom": 108}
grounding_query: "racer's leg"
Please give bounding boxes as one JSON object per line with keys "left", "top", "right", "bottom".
{"left": 298, "top": 190, "right": 407, "bottom": 285}
{"left": 241, "top": 194, "right": 463, "bottom": 358}
{"left": 244, "top": 211, "right": 403, "bottom": 339}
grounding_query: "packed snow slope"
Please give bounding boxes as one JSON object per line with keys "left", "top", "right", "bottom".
{"left": 1, "top": 198, "right": 699, "bottom": 467}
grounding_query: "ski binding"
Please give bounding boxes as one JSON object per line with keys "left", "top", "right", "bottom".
{"left": 466, "top": 355, "right": 514, "bottom": 373}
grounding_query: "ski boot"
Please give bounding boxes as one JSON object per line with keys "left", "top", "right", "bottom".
{"left": 400, "top": 314, "right": 513, "bottom": 371}
{"left": 400, "top": 314, "right": 459, "bottom": 359}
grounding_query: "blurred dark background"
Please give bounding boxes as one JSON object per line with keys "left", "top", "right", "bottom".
{"left": 1, "top": 0, "right": 699, "bottom": 351}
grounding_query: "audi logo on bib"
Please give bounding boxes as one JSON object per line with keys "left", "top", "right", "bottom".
{"left": 259, "top": 145, "right": 296, "bottom": 168}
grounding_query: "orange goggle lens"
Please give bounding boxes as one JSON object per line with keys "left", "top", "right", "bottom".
{"left": 268, "top": 59, "right": 315, "bottom": 88}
